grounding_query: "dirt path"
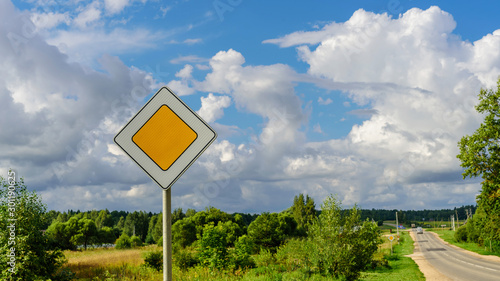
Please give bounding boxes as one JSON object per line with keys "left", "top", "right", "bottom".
{"left": 406, "top": 230, "right": 452, "bottom": 281}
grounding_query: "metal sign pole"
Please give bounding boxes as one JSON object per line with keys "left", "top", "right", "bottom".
{"left": 163, "top": 188, "right": 172, "bottom": 281}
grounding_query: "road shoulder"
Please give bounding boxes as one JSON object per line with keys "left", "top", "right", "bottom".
{"left": 406, "top": 230, "right": 452, "bottom": 281}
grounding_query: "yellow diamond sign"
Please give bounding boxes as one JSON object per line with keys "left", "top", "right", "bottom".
{"left": 114, "top": 87, "right": 217, "bottom": 189}
{"left": 133, "top": 105, "right": 198, "bottom": 171}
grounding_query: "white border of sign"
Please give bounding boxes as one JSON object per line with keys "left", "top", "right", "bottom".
{"left": 114, "top": 87, "right": 217, "bottom": 190}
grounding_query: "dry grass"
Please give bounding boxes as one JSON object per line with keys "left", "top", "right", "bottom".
{"left": 63, "top": 245, "right": 161, "bottom": 279}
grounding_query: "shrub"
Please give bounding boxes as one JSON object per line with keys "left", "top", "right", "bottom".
{"left": 466, "top": 217, "right": 480, "bottom": 243}
{"left": 145, "top": 233, "right": 155, "bottom": 245}
{"left": 130, "top": 235, "right": 142, "bottom": 247}
{"left": 115, "top": 234, "right": 131, "bottom": 249}
{"left": 307, "top": 195, "right": 382, "bottom": 281}
{"left": 455, "top": 225, "right": 468, "bottom": 242}
{"left": 197, "top": 223, "right": 228, "bottom": 271}
{"left": 143, "top": 251, "right": 163, "bottom": 271}
{"left": 252, "top": 248, "right": 275, "bottom": 268}
{"left": 230, "top": 235, "right": 256, "bottom": 270}
{"left": 0, "top": 176, "right": 71, "bottom": 280}
{"left": 174, "top": 248, "right": 199, "bottom": 271}
{"left": 247, "top": 212, "right": 296, "bottom": 251}
{"left": 172, "top": 218, "right": 197, "bottom": 248}
{"left": 275, "top": 238, "right": 313, "bottom": 272}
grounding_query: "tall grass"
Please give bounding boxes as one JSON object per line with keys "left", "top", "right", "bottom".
{"left": 63, "top": 245, "right": 162, "bottom": 280}
{"left": 361, "top": 231, "right": 424, "bottom": 281}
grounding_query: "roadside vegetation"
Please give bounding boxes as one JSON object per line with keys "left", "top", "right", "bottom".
{"left": 456, "top": 79, "right": 500, "bottom": 254}
{"left": 2, "top": 172, "right": 491, "bottom": 280}
{"left": 429, "top": 228, "right": 500, "bottom": 257}
{"left": 362, "top": 230, "right": 424, "bottom": 281}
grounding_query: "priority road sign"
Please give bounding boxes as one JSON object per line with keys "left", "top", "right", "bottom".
{"left": 114, "top": 86, "right": 217, "bottom": 190}
{"left": 388, "top": 235, "right": 395, "bottom": 241}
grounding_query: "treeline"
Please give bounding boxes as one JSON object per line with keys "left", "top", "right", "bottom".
{"left": 42, "top": 195, "right": 315, "bottom": 251}
{"left": 43, "top": 207, "right": 260, "bottom": 251}
{"left": 41, "top": 200, "right": 477, "bottom": 251}
{"left": 358, "top": 205, "right": 477, "bottom": 224}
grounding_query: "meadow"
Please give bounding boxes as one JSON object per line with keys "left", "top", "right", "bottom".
{"left": 62, "top": 226, "right": 424, "bottom": 281}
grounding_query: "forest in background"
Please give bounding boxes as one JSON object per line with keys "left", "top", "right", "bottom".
{"left": 39, "top": 199, "right": 477, "bottom": 252}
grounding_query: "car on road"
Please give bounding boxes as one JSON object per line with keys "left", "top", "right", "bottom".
{"left": 416, "top": 227, "right": 423, "bottom": 234}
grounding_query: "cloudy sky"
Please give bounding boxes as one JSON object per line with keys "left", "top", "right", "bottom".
{"left": 2, "top": 0, "right": 500, "bottom": 213}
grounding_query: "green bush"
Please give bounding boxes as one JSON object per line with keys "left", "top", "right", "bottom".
{"left": 253, "top": 248, "right": 275, "bottom": 268}
{"left": 466, "top": 217, "right": 480, "bottom": 243}
{"left": 144, "top": 233, "right": 155, "bottom": 245}
{"left": 197, "top": 223, "right": 228, "bottom": 271}
{"left": 307, "top": 195, "right": 382, "bottom": 281}
{"left": 230, "top": 235, "right": 256, "bottom": 270}
{"left": 247, "top": 212, "right": 298, "bottom": 252}
{"left": 174, "top": 248, "right": 199, "bottom": 271}
{"left": 143, "top": 251, "right": 162, "bottom": 271}
{"left": 275, "top": 238, "right": 313, "bottom": 273}
{"left": 172, "top": 218, "right": 197, "bottom": 248}
{"left": 455, "top": 225, "right": 468, "bottom": 242}
{"left": 130, "top": 235, "right": 142, "bottom": 247}
{"left": 0, "top": 176, "right": 73, "bottom": 280}
{"left": 115, "top": 234, "right": 131, "bottom": 249}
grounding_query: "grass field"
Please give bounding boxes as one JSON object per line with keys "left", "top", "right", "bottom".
{"left": 428, "top": 229, "right": 500, "bottom": 258}
{"left": 62, "top": 227, "right": 425, "bottom": 280}
{"left": 361, "top": 231, "right": 424, "bottom": 281}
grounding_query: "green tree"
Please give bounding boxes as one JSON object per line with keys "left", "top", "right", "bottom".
{"left": 457, "top": 79, "right": 500, "bottom": 245}
{"left": 172, "top": 208, "right": 185, "bottom": 225}
{"left": 98, "top": 226, "right": 116, "bottom": 244}
{"left": 185, "top": 208, "right": 196, "bottom": 217}
{"left": 218, "top": 220, "right": 243, "bottom": 247}
{"left": 172, "top": 218, "right": 196, "bottom": 248}
{"left": 55, "top": 212, "right": 69, "bottom": 223}
{"left": 0, "top": 174, "right": 70, "bottom": 280}
{"left": 123, "top": 212, "right": 138, "bottom": 237}
{"left": 197, "top": 223, "right": 228, "bottom": 271}
{"left": 190, "top": 207, "right": 232, "bottom": 239}
{"left": 42, "top": 210, "right": 60, "bottom": 230}
{"left": 230, "top": 235, "right": 256, "bottom": 269}
{"left": 291, "top": 194, "right": 316, "bottom": 235}
{"left": 116, "top": 216, "right": 125, "bottom": 231}
{"left": 152, "top": 213, "right": 163, "bottom": 243}
{"left": 247, "top": 212, "right": 295, "bottom": 251}
{"left": 73, "top": 218, "right": 98, "bottom": 250}
{"left": 308, "top": 195, "right": 381, "bottom": 280}
{"left": 95, "top": 209, "right": 114, "bottom": 230}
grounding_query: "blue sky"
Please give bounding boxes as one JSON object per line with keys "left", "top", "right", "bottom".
{"left": 2, "top": 0, "right": 500, "bottom": 213}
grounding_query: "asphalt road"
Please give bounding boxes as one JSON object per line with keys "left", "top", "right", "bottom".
{"left": 414, "top": 230, "right": 500, "bottom": 281}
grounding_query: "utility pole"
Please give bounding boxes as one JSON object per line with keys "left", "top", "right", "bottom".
{"left": 456, "top": 209, "right": 460, "bottom": 228}
{"left": 396, "top": 211, "right": 399, "bottom": 244}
